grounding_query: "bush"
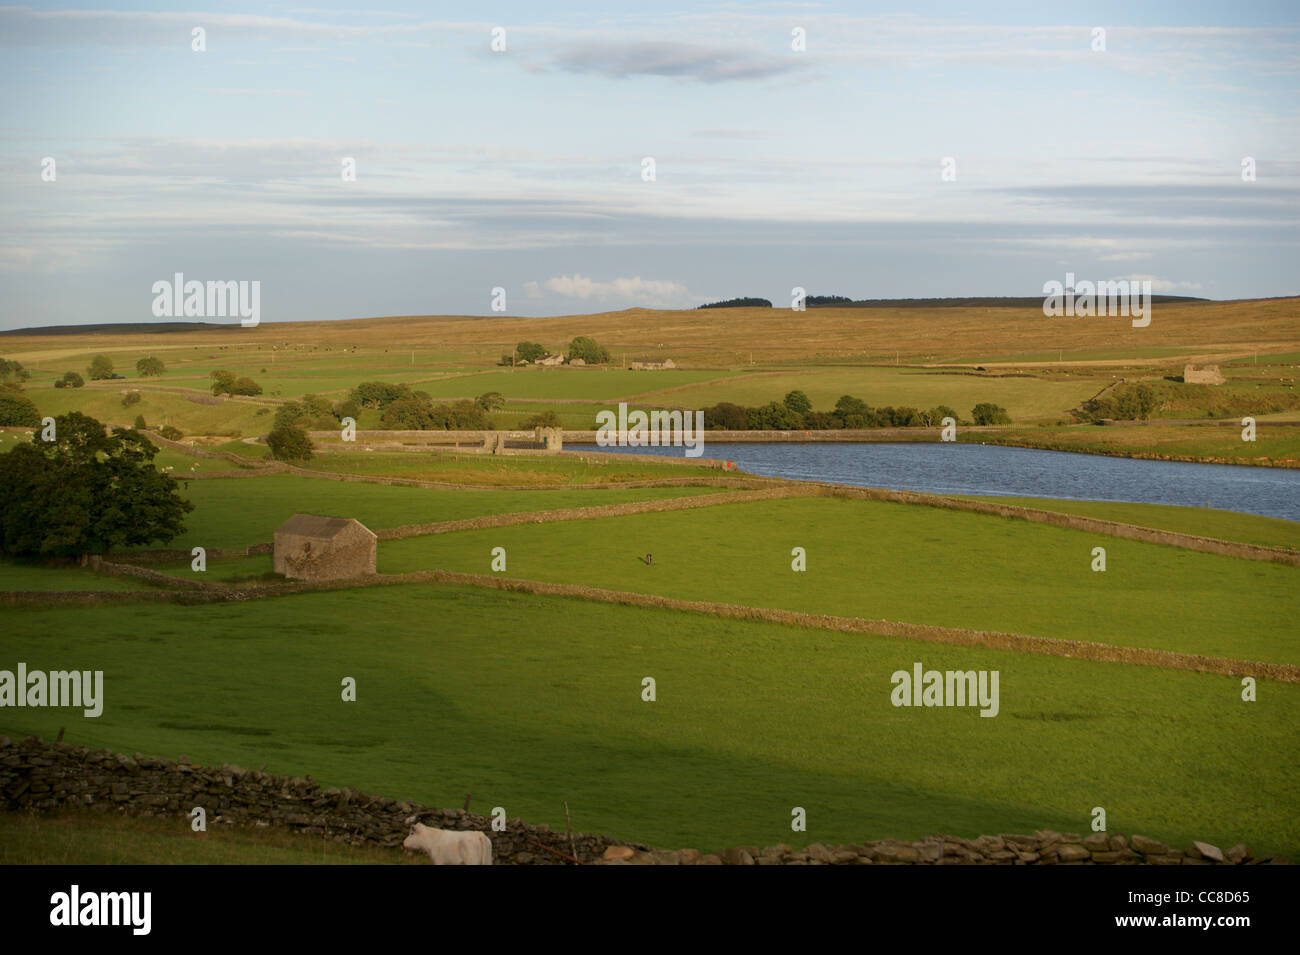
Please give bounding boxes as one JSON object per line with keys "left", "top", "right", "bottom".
{"left": 136, "top": 356, "right": 165, "bottom": 377}
{"left": 266, "top": 424, "right": 313, "bottom": 462}
{"left": 121, "top": 391, "right": 142, "bottom": 407}
{"left": 159, "top": 425, "right": 183, "bottom": 440}
{"left": 55, "top": 371, "right": 84, "bottom": 389}
{"left": 971, "top": 402, "right": 1012, "bottom": 425}
{"left": 133, "top": 414, "right": 147, "bottom": 430}
{"left": 229, "top": 377, "right": 262, "bottom": 396}
{"left": 87, "top": 354, "right": 115, "bottom": 380}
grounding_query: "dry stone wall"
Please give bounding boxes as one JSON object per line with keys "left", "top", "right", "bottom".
{"left": 1, "top": 737, "right": 1283, "bottom": 865}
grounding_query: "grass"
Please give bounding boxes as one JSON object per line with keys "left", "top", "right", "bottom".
{"left": 655, "top": 368, "right": 1103, "bottom": 420}
{"left": 378, "top": 496, "right": 1300, "bottom": 665}
{"left": 137, "top": 473, "right": 728, "bottom": 551}
{"left": 0, "top": 810, "right": 421, "bottom": 865}
{"left": 972, "top": 422, "right": 1300, "bottom": 465}
{"left": 0, "top": 560, "right": 149, "bottom": 591}
{"left": 1, "top": 583, "right": 1295, "bottom": 856}
{"left": 301, "top": 449, "right": 724, "bottom": 485}
{"left": 962, "top": 496, "right": 1300, "bottom": 551}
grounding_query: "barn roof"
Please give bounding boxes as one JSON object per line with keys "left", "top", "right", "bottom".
{"left": 276, "top": 513, "right": 372, "bottom": 539}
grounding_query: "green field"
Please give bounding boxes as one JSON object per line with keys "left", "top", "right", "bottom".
{"left": 2, "top": 584, "right": 1295, "bottom": 856}
{"left": 378, "top": 497, "right": 1299, "bottom": 665}
{"left": 658, "top": 368, "right": 1103, "bottom": 420}
{"left": 135, "top": 474, "right": 728, "bottom": 552}
{"left": 300, "top": 449, "right": 727, "bottom": 485}
{"left": 963, "top": 496, "right": 1300, "bottom": 551}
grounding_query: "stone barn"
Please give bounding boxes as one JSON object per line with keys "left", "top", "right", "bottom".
{"left": 274, "top": 514, "right": 377, "bottom": 581}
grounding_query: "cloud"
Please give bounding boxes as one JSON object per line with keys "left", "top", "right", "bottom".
{"left": 545, "top": 40, "right": 807, "bottom": 83}
{"left": 525, "top": 274, "right": 695, "bottom": 307}
{"left": 1117, "top": 274, "right": 1203, "bottom": 292}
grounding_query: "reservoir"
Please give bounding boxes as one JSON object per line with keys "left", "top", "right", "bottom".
{"left": 599, "top": 442, "right": 1300, "bottom": 522}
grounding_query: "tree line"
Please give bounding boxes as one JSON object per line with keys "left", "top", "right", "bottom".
{"left": 697, "top": 391, "right": 1011, "bottom": 430}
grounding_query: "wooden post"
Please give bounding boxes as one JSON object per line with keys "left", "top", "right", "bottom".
{"left": 564, "top": 801, "right": 577, "bottom": 861}
{"left": 463, "top": 793, "right": 472, "bottom": 811}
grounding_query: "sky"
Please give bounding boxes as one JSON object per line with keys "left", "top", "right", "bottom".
{"left": 1, "top": 1, "right": 1297, "bottom": 329}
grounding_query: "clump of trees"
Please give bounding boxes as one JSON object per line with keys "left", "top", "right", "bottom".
{"left": 136, "top": 356, "right": 166, "bottom": 377}
{"left": 522, "top": 410, "right": 562, "bottom": 429}
{"left": 1075, "top": 384, "right": 1158, "bottom": 423}
{"left": 210, "top": 370, "right": 262, "bottom": 396}
{"left": 0, "top": 412, "right": 193, "bottom": 557}
{"left": 567, "top": 336, "right": 610, "bottom": 364}
{"left": 54, "top": 371, "right": 84, "bottom": 389}
{"left": 380, "top": 397, "right": 489, "bottom": 431}
{"left": 0, "top": 358, "right": 30, "bottom": 383}
{"left": 698, "top": 298, "right": 772, "bottom": 309}
{"left": 158, "top": 425, "right": 183, "bottom": 440}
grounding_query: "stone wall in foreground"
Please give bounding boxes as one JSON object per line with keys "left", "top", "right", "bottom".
{"left": 0, "top": 737, "right": 1286, "bottom": 865}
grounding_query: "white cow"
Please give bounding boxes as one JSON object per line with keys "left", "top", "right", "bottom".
{"left": 403, "top": 822, "right": 493, "bottom": 865}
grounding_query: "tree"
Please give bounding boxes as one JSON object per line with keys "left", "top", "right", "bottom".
{"left": 748, "top": 401, "right": 803, "bottom": 430}
{"left": 522, "top": 410, "right": 562, "bottom": 429}
{"left": 121, "top": 391, "right": 142, "bottom": 407}
{"left": 476, "top": 391, "right": 505, "bottom": 412}
{"left": 350, "top": 381, "right": 411, "bottom": 409}
{"left": 266, "top": 424, "right": 313, "bottom": 462}
{"left": 55, "top": 371, "right": 84, "bottom": 389}
{"left": 702, "top": 401, "right": 749, "bottom": 430}
{"left": 159, "top": 425, "right": 183, "bottom": 440}
{"left": 0, "top": 412, "right": 193, "bottom": 557}
{"left": 0, "top": 388, "right": 41, "bottom": 427}
{"left": 0, "top": 358, "right": 30, "bottom": 383}
{"left": 136, "top": 356, "right": 166, "bottom": 377}
{"left": 515, "top": 342, "right": 547, "bottom": 363}
{"left": 133, "top": 414, "right": 148, "bottom": 430}
{"left": 210, "top": 370, "right": 236, "bottom": 396}
{"left": 567, "top": 336, "right": 611, "bottom": 365}
{"left": 833, "top": 395, "right": 870, "bottom": 422}
{"left": 971, "top": 402, "right": 1012, "bottom": 425}
{"left": 88, "top": 354, "right": 115, "bottom": 380}
{"left": 229, "top": 377, "right": 262, "bottom": 396}
{"left": 783, "top": 390, "right": 812, "bottom": 415}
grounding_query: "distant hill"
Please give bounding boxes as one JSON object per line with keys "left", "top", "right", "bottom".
{"left": 0, "top": 322, "right": 242, "bottom": 336}
{"left": 813, "top": 295, "right": 1211, "bottom": 308}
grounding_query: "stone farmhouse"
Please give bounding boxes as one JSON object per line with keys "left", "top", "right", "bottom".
{"left": 629, "top": 358, "right": 677, "bottom": 370}
{"left": 1183, "top": 364, "right": 1226, "bottom": 385}
{"left": 534, "top": 354, "right": 566, "bottom": 367}
{"left": 274, "top": 514, "right": 377, "bottom": 581}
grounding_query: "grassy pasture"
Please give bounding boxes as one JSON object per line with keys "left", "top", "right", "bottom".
{"left": 378, "top": 496, "right": 1300, "bottom": 665}
{"left": 962, "top": 497, "right": 1300, "bottom": 552}
{"left": 0, "top": 584, "right": 1294, "bottom": 856}
{"left": 973, "top": 422, "right": 1300, "bottom": 465}
{"left": 0, "top": 560, "right": 149, "bottom": 591}
{"left": 301, "top": 448, "right": 720, "bottom": 486}
{"left": 27, "top": 387, "right": 269, "bottom": 436}
{"left": 146, "top": 474, "right": 727, "bottom": 551}
{"left": 656, "top": 368, "right": 1103, "bottom": 420}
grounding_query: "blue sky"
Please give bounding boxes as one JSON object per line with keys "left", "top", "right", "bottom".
{"left": 1, "top": 0, "right": 1297, "bottom": 328}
